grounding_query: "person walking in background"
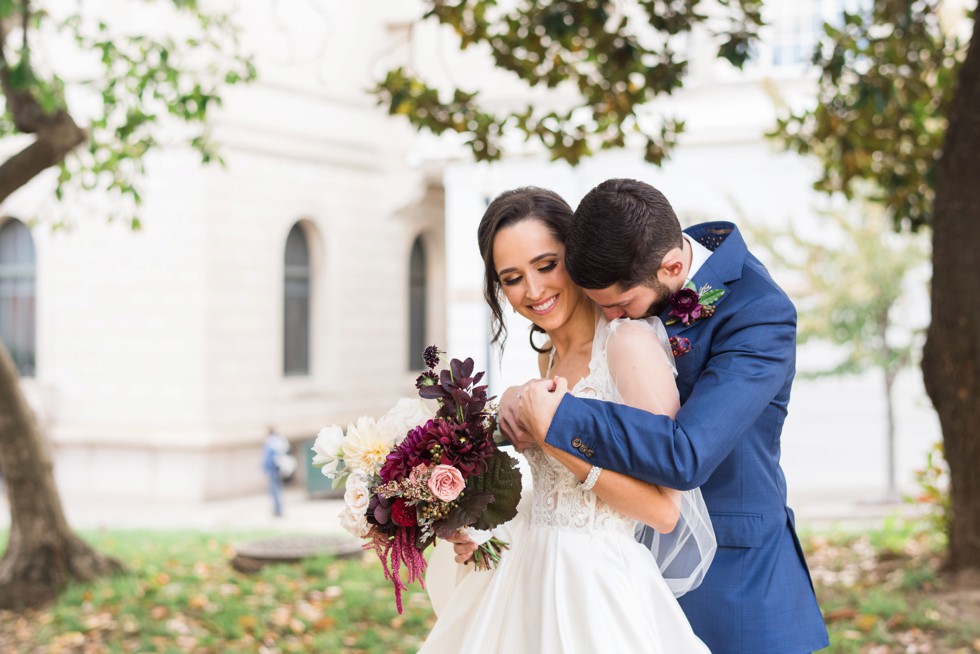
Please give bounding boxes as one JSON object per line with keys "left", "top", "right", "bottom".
{"left": 262, "top": 426, "right": 288, "bottom": 517}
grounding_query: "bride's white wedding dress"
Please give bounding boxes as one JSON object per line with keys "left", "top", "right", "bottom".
{"left": 419, "top": 318, "right": 712, "bottom": 654}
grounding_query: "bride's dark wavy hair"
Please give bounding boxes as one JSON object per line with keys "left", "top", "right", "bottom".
{"left": 477, "top": 187, "right": 573, "bottom": 354}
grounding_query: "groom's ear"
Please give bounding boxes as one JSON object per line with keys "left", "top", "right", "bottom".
{"left": 659, "top": 247, "right": 686, "bottom": 280}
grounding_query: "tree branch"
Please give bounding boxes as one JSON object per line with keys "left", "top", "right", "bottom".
{"left": 0, "top": 113, "right": 86, "bottom": 205}
{"left": 0, "top": 2, "right": 85, "bottom": 204}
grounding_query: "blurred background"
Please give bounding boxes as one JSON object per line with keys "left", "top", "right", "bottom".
{"left": 4, "top": 1, "right": 979, "bottom": 651}
{"left": 0, "top": 0, "right": 957, "bottom": 517}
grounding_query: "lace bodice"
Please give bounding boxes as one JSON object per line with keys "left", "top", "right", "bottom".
{"left": 525, "top": 320, "right": 643, "bottom": 538}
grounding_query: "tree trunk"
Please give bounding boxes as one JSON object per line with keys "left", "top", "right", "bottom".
{"left": 0, "top": 340, "right": 124, "bottom": 610}
{"left": 883, "top": 367, "right": 898, "bottom": 502}
{"left": 922, "top": 12, "right": 980, "bottom": 575}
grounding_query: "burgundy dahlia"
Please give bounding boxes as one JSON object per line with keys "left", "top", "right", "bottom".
{"left": 432, "top": 421, "right": 495, "bottom": 475}
{"left": 380, "top": 420, "right": 438, "bottom": 483}
{"left": 391, "top": 498, "right": 418, "bottom": 527}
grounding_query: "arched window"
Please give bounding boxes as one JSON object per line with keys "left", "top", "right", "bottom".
{"left": 408, "top": 236, "right": 427, "bottom": 370}
{"left": 283, "top": 223, "right": 311, "bottom": 376}
{"left": 0, "top": 219, "right": 36, "bottom": 377}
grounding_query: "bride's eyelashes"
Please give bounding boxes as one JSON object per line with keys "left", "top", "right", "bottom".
{"left": 500, "top": 261, "right": 559, "bottom": 287}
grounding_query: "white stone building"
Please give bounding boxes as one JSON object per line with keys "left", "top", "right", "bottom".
{"left": 1, "top": 1, "right": 941, "bottom": 503}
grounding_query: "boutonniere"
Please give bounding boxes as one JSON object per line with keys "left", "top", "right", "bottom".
{"left": 665, "top": 282, "right": 725, "bottom": 326}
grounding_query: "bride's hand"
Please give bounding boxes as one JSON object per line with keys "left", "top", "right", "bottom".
{"left": 446, "top": 531, "right": 478, "bottom": 564}
{"left": 519, "top": 376, "right": 569, "bottom": 446}
{"left": 498, "top": 384, "right": 536, "bottom": 452}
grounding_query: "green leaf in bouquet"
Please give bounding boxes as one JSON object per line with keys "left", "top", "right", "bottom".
{"left": 468, "top": 450, "right": 523, "bottom": 531}
{"left": 434, "top": 491, "right": 495, "bottom": 539}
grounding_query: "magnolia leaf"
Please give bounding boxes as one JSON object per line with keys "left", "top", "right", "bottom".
{"left": 468, "top": 450, "right": 523, "bottom": 530}
{"left": 434, "top": 491, "right": 494, "bottom": 539}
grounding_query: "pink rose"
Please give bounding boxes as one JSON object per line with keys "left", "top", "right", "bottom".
{"left": 427, "top": 464, "right": 465, "bottom": 502}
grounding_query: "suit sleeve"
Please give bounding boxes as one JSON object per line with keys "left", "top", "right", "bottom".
{"left": 544, "top": 291, "right": 796, "bottom": 490}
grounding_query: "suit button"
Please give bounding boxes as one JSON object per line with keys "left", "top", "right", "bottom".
{"left": 571, "top": 437, "right": 583, "bottom": 448}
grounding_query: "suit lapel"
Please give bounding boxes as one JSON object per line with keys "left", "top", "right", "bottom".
{"left": 663, "top": 222, "right": 746, "bottom": 337}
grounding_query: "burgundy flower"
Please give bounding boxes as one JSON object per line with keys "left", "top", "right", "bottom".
{"left": 668, "top": 288, "right": 703, "bottom": 325}
{"left": 423, "top": 345, "right": 442, "bottom": 370}
{"left": 415, "top": 370, "right": 438, "bottom": 391}
{"left": 380, "top": 420, "right": 438, "bottom": 482}
{"left": 391, "top": 498, "right": 418, "bottom": 527}
{"left": 368, "top": 494, "right": 395, "bottom": 534}
{"left": 669, "top": 336, "right": 693, "bottom": 358}
{"left": 419, "top": 357, "right": 492, "bottom": 421}
{"left": 432, "top": 420, "right": 496, "bottom": 475}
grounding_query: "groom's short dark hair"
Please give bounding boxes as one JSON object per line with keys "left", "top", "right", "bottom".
{"left": 566, "top": 178, "right": 684, "bottom": 290}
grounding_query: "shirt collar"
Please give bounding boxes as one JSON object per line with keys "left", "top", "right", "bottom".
{"left": 685, "top": 235, "right": 712, "bottom": 281}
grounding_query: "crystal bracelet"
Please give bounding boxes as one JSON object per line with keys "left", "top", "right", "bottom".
{"left": 581, "top": 465, "right": 603, "bottom": 491}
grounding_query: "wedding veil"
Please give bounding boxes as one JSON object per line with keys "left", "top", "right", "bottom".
{"left": 636, "top": 490, "right": 716, "bottom": 597}
{"left": 602, "top": 316, "right": 717, "bottom": 598}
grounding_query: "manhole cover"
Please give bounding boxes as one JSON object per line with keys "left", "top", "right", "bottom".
{"left": 231, "top": 534, "right": 362, "bottom": 572}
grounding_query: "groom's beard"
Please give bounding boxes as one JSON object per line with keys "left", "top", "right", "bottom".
{"left": 641, "top": 279, "right": 675, "bottom": 318}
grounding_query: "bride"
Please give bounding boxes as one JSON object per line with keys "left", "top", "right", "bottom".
{"left": 418, "top": 188, "right": 716, "bottom": 654}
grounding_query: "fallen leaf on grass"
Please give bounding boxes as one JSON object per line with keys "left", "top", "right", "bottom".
{"left": 855, "top": 613, "right": 878, "bottom": 632}
{"left": 188, "top": 594, "right": 210, "bottom": 610}
{"left": 885, "top": 614, "right": 907, "bottom": 629}
{"left": 313, "top": 616, "right": 336, "bottom": 630}
{"left": 824, "top": 607, "right": 858, "bottom": 622}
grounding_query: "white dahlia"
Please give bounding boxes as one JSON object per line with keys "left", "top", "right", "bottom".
{"left": 341, "top": 416, "right": 396, "bottom": 475}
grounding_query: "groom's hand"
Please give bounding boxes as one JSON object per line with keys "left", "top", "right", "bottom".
{"left": 519, "top": 377, "right": 568, "bottom": 446}
{"left": 498, "top": 384, "right": 536, "bottom": 452}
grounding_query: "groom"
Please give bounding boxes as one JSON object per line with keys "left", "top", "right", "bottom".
{"left": 512, "top": 179, "right": 829, "bottom": 653}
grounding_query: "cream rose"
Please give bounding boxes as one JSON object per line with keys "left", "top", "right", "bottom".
{"left": 379, "top": 398, "right": 434, "bottom": 443}
{"left": 311, "top": 424, "right": 344, "bottom": 478}
{"left": 427, "top": 464, "right": 465, "bottom": 502}
{"left": 343, "top": 471, "right": 372, "bottom": 516}
{"left": 338, "top": 505, "right": 370, "bottom": 538}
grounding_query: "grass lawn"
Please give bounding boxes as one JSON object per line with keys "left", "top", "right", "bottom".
{"left": 1, "top": 520, "right": 978, "bottom": 653}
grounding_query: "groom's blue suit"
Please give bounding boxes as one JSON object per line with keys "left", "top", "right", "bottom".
{"left": 547, "top": 222, "right": 829, "bottom": 653}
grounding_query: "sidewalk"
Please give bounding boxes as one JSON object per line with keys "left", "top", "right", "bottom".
{"left": 0, "top": 485, "right": 350, "bottom": 536}
{"left": 0, "top": 485, "right": 923, "bottom": 535}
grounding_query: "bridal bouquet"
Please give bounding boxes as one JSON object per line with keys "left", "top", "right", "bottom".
{"left": 312, "top": 346, "right": 523, "bottom": 612}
